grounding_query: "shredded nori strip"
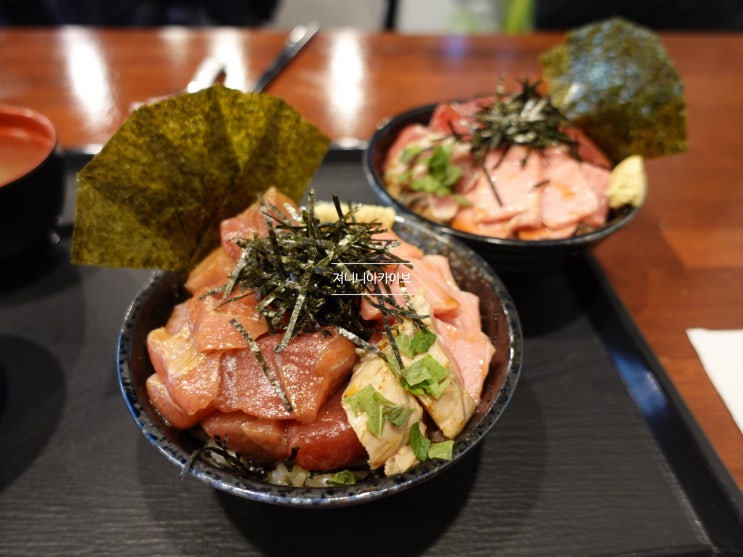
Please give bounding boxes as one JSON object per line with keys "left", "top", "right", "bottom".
{"left": 182, "top": 436, "right": 268, "bottom": 479}
{"left": 230, "top": 317, "right": 293, "bottom": 412}
{"left": 464, "top": 77, "right": 578, "bottom": 158}
{"left": 449, "top": 77, "right": 578, "bottom": 205}
{"left": 217, "top": 190, "right": 423, "bottom": 351}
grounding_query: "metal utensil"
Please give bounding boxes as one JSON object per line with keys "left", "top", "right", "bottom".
{"left": 251, "top": 22, "right": 320, "bottom": 93}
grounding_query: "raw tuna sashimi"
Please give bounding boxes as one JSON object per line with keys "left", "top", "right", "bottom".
{"left": 145, "top": 192, "right": 496, "bottom": 482}
{"left": 146, "top": 374, "right": 212, "bottom": 429}
{"left": 147, "top": 323, "right": 222, "bottom": 415}
{"left": 382, "top": 90, "right": 617, "bottom": 240}
{"left": 184, "top": 246, "right": 234, "bottom": 294}
{"left": 429, "top": 96, "right": 494, "bottom": 137}
{"left": 214, "top": 328, "right": 356, "bottom": 423}
{"left": 220, "top": 186, "right": 298, "bottom": 259}
{"left": 288, "top": 387, "right": 367, "bottom": 471}
{"left": 187, "top": 288, "right": 268, "bottom": 352}
{"left": 201, "top": 411, "right": 291, "bottom": 463}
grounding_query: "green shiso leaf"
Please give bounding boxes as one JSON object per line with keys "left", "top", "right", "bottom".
{"left": 386, "top": 404, "right": 414, "bottom": 428}
{"left": 395, "top": 328, "right": 437, "bottom": 359}
{"left": 539, "top": 17, "right": 687, "bottom": 164}
{"left": 410, "top": 145, "right": 462, "bottom": 196}
{"left": 72, "top": 85, "right": 330, "bottom": 272}
{"left": 409, "top": 422, "right": 431, "bottom": 462}
{"left": 400, "top": 354, "right": 451, "bottom": 399}
{"left": 345, "top": 384, "right": 414, "bottom": 437}
{"left": 410, "top": 423, "right": 454, "bottom": 463}
{"left": 427, "top": 440, "right": 454, "bottom": 461}
{"left": 328, "top": 469, "right": 357, "bottom": 486}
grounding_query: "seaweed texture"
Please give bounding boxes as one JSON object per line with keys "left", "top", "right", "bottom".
{"left": 539, "top": 17, "right": 687, "bottom": 164}
{"left": 72, "top": 85, "right": 330, "bottom": 272}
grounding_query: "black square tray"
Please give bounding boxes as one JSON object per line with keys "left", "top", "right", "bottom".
{"left": 0, "top": 148, "right": 741, "bottom": 556}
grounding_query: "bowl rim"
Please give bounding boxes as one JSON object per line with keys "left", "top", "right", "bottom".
{"left": 363, "top": 102, "right": 639, "bottom": 252}
{"left": 116, "top": 216, "right": 523, "bottom": 507}
{"left": 0, "top": 104, "right": 59, "bottom": 186}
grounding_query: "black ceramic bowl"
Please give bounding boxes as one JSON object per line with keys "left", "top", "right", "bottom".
{"left": 117, "top": 217, "right": 522, "bottom": 507}
{"left": 364, "top": 103, "right": 639, "bottom": 271}
{"left": 0, "top": 105, "right": 65, "bottom": 260}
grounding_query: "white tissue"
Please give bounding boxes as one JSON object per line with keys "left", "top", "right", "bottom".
{"left": 687, "top": 328, "right": 743, "bottom": 435}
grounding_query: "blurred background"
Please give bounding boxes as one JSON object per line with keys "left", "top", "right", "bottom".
{"left": 1, "top": 0, "right": 742, "bottom": 31}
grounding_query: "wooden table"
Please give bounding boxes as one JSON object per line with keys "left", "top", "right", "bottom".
{"left": 1, "top": 26, "right": 741, "bottom": 497}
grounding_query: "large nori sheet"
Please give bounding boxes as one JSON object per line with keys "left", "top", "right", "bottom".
{"left": 72, "top": 86, "right": 329, "bottom": 272}
{"left": 540, "top": 17, "right": 688, "bottom": 164}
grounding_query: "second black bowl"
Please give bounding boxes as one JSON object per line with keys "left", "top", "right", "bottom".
{"left": 364, "top": 103, "right": 638, "bottom": 271}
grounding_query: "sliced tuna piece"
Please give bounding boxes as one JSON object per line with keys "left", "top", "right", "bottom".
{"left": 146, "top": 374, "right": 212, "bottom": 429}
{"left": 450, "top": 206, "right": 515, "bottom": 238}
{"left": 383, "top": 123, "right": 432, "bottom": 168}
{"left": 579, "top": 161, "right": 611, "bottom": 227}
{"left": 359, "top": 256, "right": 460, "bottom": 322}
{"left": 432, "top": 270, "right": 495, "bottom": 403}
{"left": 432, "top": 317, "right": 494, "bottom": 404}
{"left": 450, "top": 143, "right": 481, "bottom": 195}
{"left": 187, "top": 289, "right": 268, "bottom": 353}
{"left": 540, "top": 149, "right": 601, "bottom": 229}
{"left": 215, "top": 328, "right": 356, "bottom": 423}
{"left": 516, "top": 223, "right": 578, "bottom": 240}
{"left": 565, "top": 127, "right": 612, "bottom": 169}
{"left": 412, "top": 193, "right": 461, "bottom": 223}
{"left": 390, "top": 292, "right": 476, "bottom": 438}
{"left": 383, "top": 444, "right": 420, "bottom": 477}
{"left": 164, "top": 300, "right": 191, "bottom": 335}
{"left": 428, "top": 97, "right": 494, "bottom": 137}
{"left": 439, "top": 289, "right": 481, "bottom": 332}
{"left": 216, "top": 347, "right": 292, "bottom": 420}
{"left": 220, "top": 186, "right": 298, "bottom": 259}
{"left": 147, "top": 324, "right": 221, "bottom": 415}
{"left": 372, "top": 229, "right": 424, "bottom": 261}
{"left": 404, "top": 256, "right": 460, "bottom": 315}
{"left": 184, "top": 246, "right": 235, "bottom": 295}
{"left": 287, "top": 387, "right": 367, "bottom": 471}
{"left": 400, "top": 343, "right": 475, "bottom": 438}
{"left": 465, "top": 146, "right": 544, "bottom": 224}
{"left": 201, "top": 411, "right": 292, "bottom": 463}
